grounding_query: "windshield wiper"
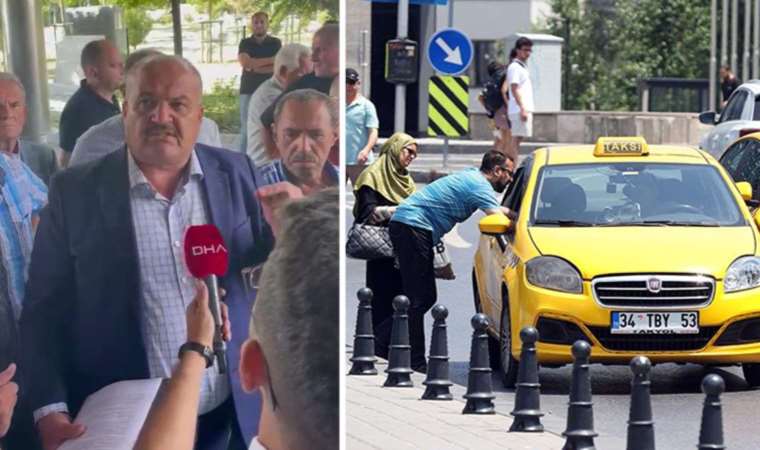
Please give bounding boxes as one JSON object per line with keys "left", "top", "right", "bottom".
{"left": 533, "top": 219, "right": 595, "bottom": 227}
{"left": 598, "top": 220, "right": 720, "bottom": 227}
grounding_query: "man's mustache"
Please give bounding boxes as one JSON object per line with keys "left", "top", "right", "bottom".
{"left": 288, "top": 151, "right": 317, "bottom": 163}
{"left": 145, "top": 124, "right": 178, "bottom": 138}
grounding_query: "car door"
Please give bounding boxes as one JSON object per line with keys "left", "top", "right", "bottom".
{"left": 710, "top": 89, "right": 750, "bottom": 156}
{"left": 482, "top": 158, "right": 533, "bottom": 320}
{"left": 720, "top": 139, "right": 752, "bottom": 182}
{"left": 725, "top": 139, "right": 760, "bottom": 198}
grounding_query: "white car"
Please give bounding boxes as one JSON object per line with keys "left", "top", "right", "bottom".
{"left": 699, "top": 80, "right": 760, "bottom": 158}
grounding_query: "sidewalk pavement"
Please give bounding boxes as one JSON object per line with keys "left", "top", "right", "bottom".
{"left": 346, "top": 353, "right": 566, "bottom": 450}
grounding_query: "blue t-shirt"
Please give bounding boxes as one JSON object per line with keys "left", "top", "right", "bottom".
{"left": 345, "top": 96, "right": 379, "bottom": 165}
{"left": 392, "top": 168, "right": 500, "bottom": 243}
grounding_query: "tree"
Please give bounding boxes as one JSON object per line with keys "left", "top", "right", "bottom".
{"left": 543, "top": 0, "right": 710, "bottom": 111}
{"left": 124, "top": 7, "right": 153, "bottom": 49}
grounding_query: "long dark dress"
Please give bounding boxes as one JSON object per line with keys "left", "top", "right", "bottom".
{"left": 354, "top": 186, "right": 405, "bottom": 358}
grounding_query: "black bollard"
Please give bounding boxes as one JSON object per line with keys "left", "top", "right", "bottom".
{"left": 349, "top": 288, "right": 378, "bottom": 375}
{"left": 383, "top": 295, "right": 413, "bottom": 387}
{"left": 509, "top": 327, "right": 544, "bottom": 432}
{"left": 626, "top": 356, "right": 654, "bottom": 450}
{"left": 697, "top": 374, "right": 726, "bottom": 450}
{"left": 421, "top": 305, "right": 453, "bottom": 400}
{"left": 562, "top": 340, "right": 597, "bottom": 450}
{"left": 462, "top": 313, "right": 496, "bottom": 414}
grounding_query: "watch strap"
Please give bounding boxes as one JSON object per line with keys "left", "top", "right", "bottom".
{"left": 179, "top": 341, "right": 214, "bottom": 368}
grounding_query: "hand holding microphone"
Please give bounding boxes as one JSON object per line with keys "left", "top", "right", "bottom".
{"left": 184, "top": 225, "right": 230, "bottom": 373}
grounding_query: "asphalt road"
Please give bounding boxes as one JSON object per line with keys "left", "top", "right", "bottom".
{"left": 345, "top": 183, "right": 759, "bottom": 450}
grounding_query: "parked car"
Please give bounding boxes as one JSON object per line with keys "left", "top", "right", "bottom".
{"left": 472, "top": 136, "right": 760, "bottom": 388}
{"left": 699, "top": 80, "right": 760, "bottom": 158}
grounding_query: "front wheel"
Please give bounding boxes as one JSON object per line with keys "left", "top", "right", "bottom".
{"left": 743, "top": 363, "right": 760, "bottom": 388}
{"left": 499, "top": 293, "right": 519, "bottom": 388}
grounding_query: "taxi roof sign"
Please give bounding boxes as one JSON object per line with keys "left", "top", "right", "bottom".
{"left": 593, "top": 137, "right": 649, "bottom": 157}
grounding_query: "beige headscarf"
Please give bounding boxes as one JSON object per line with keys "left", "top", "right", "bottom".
{"left": 353, "top": 132, "right": 417, "bottom": 205}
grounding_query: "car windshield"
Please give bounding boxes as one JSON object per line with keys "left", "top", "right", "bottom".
{"left": 531, "top": 163, "right": 745, "bottom": 227}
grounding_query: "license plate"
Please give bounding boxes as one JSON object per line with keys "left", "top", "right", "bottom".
{"left": 611, "top": 311, "right": 699, "bottom": 334}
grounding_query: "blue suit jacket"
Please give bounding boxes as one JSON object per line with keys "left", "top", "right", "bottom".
{"left": 20, "top": 144, "right": 273, "bottom": 443}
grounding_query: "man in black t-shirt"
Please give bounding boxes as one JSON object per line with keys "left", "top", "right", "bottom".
{"left": 720, "top": 65, "right": 741, "bottom": 110}
{"left": 238, "top": 12, "right": 282, "bottom": 153}
{"left": 59, "top": 39, "right": 123, "bottom": 167}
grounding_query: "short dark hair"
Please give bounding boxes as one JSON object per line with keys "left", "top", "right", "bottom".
{"left": 480, "top": 150, "right": 509, "bottom": 172}
{"left": 252, "top": 11, "right": 268, "bottom": 21}
{"left": 81, "top": 39, "right": 110, "bottom": 69}
{"left": 509, "top": 48, "right": 518, "bottom": 60}
{"left": 515, "top": 37, "right": 533, "bottom": 50}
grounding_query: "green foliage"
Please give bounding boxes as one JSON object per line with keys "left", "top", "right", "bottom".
{"left": 125, "top": 8, "right": 153, "bottom": 49}
{"left": 202, "top": 77, "right": 240, "bottom": 133}
{"left": 543, "top": 0, "right": 710, "bottom": 111}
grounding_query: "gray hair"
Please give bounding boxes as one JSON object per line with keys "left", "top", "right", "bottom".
{"left": 125, "top": 54, "right": 203, "bottom": 96}
{"left": 0, "top": 72, "right": 26, "bottom": 102}
{"left": 274, "top": 43, "right": 311, "bottom": 76}
{"left": 250, "top": 188, "right": 338, "bottom": 450}
{"left": 273, "top": 88, "right": 338, "bottom": 129}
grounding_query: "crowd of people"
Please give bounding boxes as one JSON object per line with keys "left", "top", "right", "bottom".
{"left": 0, "top": 12, "right": 339, "bottom": 450}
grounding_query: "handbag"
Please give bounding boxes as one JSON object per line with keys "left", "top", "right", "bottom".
{"left": 346, "top": 222, "right": 394, "bottom": 260}
{"left": 433, "top": 241, "right": 456, "bottom": 280}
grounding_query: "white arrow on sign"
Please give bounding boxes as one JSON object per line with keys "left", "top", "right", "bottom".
{"left": 435, "top": 37, "right": 463, "bottom": 66}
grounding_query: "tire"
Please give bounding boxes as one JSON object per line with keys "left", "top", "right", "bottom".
{"left": 743, "top": 363, "right": 760, "bottom": 387}
{"left": 499, "top": 290, "right": 520, "bottom": 388}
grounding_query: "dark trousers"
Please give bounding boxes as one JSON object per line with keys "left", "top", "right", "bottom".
{"left": 366, "top": 257, "right": 405, "bottom": 359}
{"left": 195, "top": 396, "right": 247, "bottom": 450}
{"left": 388, "top": 222, "right": 437, "bottom": 370}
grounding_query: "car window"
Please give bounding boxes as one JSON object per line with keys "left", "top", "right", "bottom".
{"left": 733, "top": 141, "right": 760, "bottom": 197}
{"left": 530, "top": 163, "right": 744, "bottom": 226}
{"left": 502, "top": 157, "right": 533, "bottom": 213}
{"left": 720, "top": 90, "right": 749, "bottom": 123}
{"left": 720, "top": 140, "right": 751, "bottom": 177}
{"left": 753, "top": 96, "right": 760, "bottom": 120}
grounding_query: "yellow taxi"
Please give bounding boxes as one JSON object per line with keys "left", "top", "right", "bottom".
{"left": 472, "top": 137, "right": 760, "bottom": 387}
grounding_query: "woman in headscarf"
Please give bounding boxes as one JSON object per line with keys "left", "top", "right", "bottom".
{"left": 352, "top": 132, "right": 418, "bottom": 358}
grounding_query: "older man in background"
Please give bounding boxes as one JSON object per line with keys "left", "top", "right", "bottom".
{"left": 0, "top": 74, "right": 58, "bottom": 186}
{"left": 246, "top": 43, "right": 311, "bottom": 166}
{"left": 59, "top": 39, "right": 123, "bottom": 167}
{"left": 256, "top": 89, "right": 338, "bottom": 236}
{"left": 69, "top": 49, "right": 222, "bottom": 167}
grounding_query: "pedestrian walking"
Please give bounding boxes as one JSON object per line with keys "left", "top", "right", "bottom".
{"left": 346, "top": 68, "right": 379, "bottom": 184}
{"left": 719, "top": 65, "right": 741, "bottom": 110}
{"left": 507, "top": 37, "right": 534, "bottom": 161}
{"left": 388, "top": 150, "right": 515, "bottom": 372}
{"left": 237, "top": 12, "right": 282, "bottom": 153}
{"left": 352, "top": 132, "right": 418, "bottom": 358}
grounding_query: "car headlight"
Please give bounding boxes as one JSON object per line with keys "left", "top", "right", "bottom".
{"left": 525, "top": 256, "right": 583, "bottom": 294}
{"left": 724, "top": 256, "right": 760, "bottom": 293}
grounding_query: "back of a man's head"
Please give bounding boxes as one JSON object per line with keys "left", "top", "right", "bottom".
{"left": 480, "top": 149, "right": 509, "bottom": 172}
{"left": 250, "top": 188, "right": 339, "bottom": 450}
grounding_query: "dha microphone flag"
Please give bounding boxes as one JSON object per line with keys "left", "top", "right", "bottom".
{"left": 184, "top": 224, "right": 229, "bottom": 373}
{"left": 184, "top": 225, "right": 229, "bottom": 277}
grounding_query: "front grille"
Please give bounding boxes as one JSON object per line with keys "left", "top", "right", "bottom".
{"left": 592, "top": 275, "right": 715, "bottom": 308}
{"left": 588, "top": 326, "right": 719, "bottom": 351}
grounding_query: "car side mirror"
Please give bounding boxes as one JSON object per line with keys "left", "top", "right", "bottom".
{"left": 698, "top": 111, "right": 717, "bottom": 125}
{"left": 737, "top": 181, "right": 753, "bottom": 201}
{"left": 479, "top": 214, "right": 512, "bottom": 235}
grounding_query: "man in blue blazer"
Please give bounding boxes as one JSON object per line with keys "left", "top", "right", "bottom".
{"left": 21, "top": 55, "right": 272, "bottom": 450}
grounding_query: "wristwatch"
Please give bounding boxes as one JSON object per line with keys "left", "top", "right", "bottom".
{"left": 178, "top": 342, "right": 214, "bottom": 368}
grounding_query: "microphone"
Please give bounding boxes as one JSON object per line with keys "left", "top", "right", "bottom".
{"left": 184, "top": 224, "right": 229, "bottom": 374}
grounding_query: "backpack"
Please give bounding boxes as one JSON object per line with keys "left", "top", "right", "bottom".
{"left": 481, "top": 67, "right": 507, "bottom": 112}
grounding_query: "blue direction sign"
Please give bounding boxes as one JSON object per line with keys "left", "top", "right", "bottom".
{"left": 426, "top": 28, "right": 473, "bottom": 75}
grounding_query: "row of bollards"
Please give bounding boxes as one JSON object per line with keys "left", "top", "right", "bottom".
{"left": 349, "top": 288, "right": 727, "bottom": 449}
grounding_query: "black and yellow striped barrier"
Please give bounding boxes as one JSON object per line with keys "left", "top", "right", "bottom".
{"left": 427, "top": 75, "right": 469, "bottom": 137}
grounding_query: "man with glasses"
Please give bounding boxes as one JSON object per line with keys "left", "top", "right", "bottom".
{"left": 389, "top": 151, "right": 515, "bottom": 372}
{"left": 507, "top": 37, "right": 534, "bottom": 161}
{"left": 345, "top": 68, "right": 379, "bottom": 183}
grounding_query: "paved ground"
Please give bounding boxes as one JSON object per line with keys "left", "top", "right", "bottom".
{"left": 346, "top": 185, "right": 759, "bottom": 450}
{"left": 346, "top": 356, "right": 566, "bottom": 449}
